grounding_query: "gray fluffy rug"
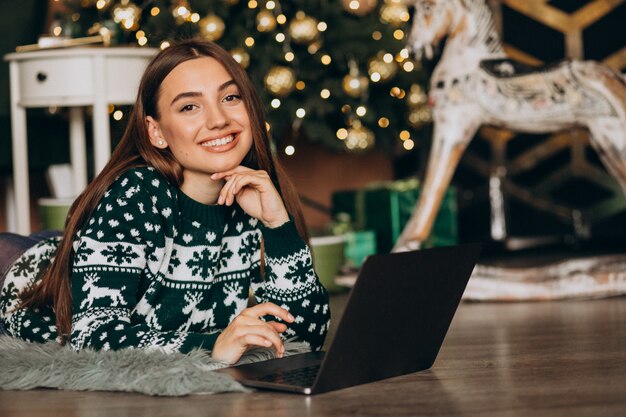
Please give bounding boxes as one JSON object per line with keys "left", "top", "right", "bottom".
{"left": 0, "top": 335, "right": 309, "bottom": 396}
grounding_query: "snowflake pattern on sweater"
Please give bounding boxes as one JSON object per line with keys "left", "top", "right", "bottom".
{"left": 0, "top": 167, "right": 330, "bottom": 353}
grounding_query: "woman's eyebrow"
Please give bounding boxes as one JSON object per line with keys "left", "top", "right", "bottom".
{"left": 219, "top": 79, "right": 236, "bottom": 91}
{"left": 170, "top": 91, "right": 202, "bottom": 106}
{"left": 169, "top": 80, "right": 237, "bottom": 107}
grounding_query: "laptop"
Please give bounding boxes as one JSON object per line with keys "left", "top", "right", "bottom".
{"left": 216, "top": 243, "right": 481, "bottom": 395}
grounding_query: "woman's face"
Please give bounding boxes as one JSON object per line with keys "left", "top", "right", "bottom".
{"left": 146, "top": 57, "right": 253, "bottom": 183}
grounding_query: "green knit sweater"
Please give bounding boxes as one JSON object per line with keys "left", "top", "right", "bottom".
{"left": 0, "top": 166, "right": 330, "bottom": 353}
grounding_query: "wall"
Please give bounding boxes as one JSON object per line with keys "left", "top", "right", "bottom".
{"left": 279, "top": 140, "right": 394, "bottom": 230}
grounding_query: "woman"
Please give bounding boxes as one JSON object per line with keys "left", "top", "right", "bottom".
{"left": 0, "top": 39, "right": 330, "bottom": 364}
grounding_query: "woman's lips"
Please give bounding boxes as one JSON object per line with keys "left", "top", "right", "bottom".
{"left": 199, "top": 133, "right": 240, "bottom": 153}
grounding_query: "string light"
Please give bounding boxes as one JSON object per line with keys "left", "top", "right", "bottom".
{"left": 403, "top": 139, "right": 415, "bottom": 150}
{"left": 336, "top": 128, "right": 348, "bottom": 140}
{"left": 383, "top": 53, "right": 393, "bottom": 63}
{"left": 296, "top": 108, "right": 306, "bottom": 118}
{"left": 370, "top": 72, "right": 381, "bottom": 82}
{"left": 400, "top": 130, "right": 410, "bottom": 140}
{"left": 320, "top": 89, "right": 330, "bottom": 99}
{"left": 372, "top": 31, "right": 382, "bottom": 40}
{"left": 321, "top": 54, "right": 331, "bottom": 65}
{"left": 378, "top": 117, "right": 390, "bottom": 128}
{"left": 390, "top": 87, "right": 405, "bottom": 99}
{"left": 191, "top": 13, "right": 200, "bottom": 23}
{"left": 266, "top": 1, "right": 276, "bottom": 10}
{"left": 277, "top": 14, "right": 287, "bottom": 24}
{"left": 296, "top": 81, "right": 306, "bottom": 90}
{"left": 160, "top": 41, "right": 170, "bottom": 49}
{"left": 271, "top": 98, "right": 281, "bottom": 108}
{"left": 285, "top": 145, "right": 295, "bottom": 155}
{"left": 403, "top": 61, "right": 415, "bottom": 72}
{"left": 285, "top": 52, "right": 295, "bottom": 61}
{"left": 113, "top": 110, "right": 124, "bottom": 120}
{"left": 245, "top": 37, "right": 255, "bottom": 47}
{"left": 248, "top": 0, "right": 258, "bottom": 8}
{"left": 356, "top": 106, "right": 367, "bottom": 116}
{"left": 275, "top": 33, "right": 285, "bottom": 42}
{"left": 150, "top": 7, "right": 160, "bottom": 16}
{"left": 393, "top": 29, "right": 404, "bottom": 40}
{"left": 317, "top": 21, "right": 327, "bottom": 31}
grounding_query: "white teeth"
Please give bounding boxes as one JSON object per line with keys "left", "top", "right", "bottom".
{"left": 201, "top": 134, "right": 235, "bottom": 147}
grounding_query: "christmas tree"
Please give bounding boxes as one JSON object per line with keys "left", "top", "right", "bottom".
{"left": 54, "top": 0, "right": 431, "bottom": 156}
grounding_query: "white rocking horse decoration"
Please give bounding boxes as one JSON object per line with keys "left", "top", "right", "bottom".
{"left": 393, "top": 0, "right": 626, "bottom": 252}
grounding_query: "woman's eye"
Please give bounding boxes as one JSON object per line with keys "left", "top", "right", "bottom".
{"left": 180, "top": 104, "right": 197, "bottom": 112}
{"left": 223, "top": 94, "right": 242, "bottom": 103}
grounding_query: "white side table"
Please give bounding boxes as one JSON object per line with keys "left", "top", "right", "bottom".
{"left": 5, "top": 47, "right": 157, "bottom": 234}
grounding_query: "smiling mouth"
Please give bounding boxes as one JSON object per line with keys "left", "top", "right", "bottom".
{"left": 200, "top": 134, "right": 236, "bottom": 148}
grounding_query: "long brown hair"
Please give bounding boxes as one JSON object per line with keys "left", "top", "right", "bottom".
{"left": 20, "top": 39, "right": 309, "bottom": 342}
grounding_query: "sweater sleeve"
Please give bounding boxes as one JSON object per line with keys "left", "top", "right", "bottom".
{"left": 250, "top": 220, "right": 330, "bottom": 351}
{"left": 70, "top": 172, "right": 218, "bottom": 353}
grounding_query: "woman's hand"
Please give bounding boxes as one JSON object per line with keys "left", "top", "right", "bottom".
{"left": 211, "top": 302, "right": 295, "bottom": 364}
{"left": 211, "top": 166, "right": 289, "bottom": 228}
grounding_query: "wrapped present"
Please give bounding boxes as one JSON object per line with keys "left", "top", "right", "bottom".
{"left": 331, "top": 179, "right": 457, "bottom": 253}
{"left": 344, "top": 230, "right": 377, "bottom": 268}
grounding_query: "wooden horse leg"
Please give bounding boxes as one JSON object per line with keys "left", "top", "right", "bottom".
{"left": 393, "top": 113, "right": 480, "bottom": 251}
{"left": 587, "top": 117, "right": 626, "bottom": 195}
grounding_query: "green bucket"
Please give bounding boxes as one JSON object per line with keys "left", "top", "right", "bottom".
{"left": 310, "top": 235, "right": 346, "bottom": 293}
{"left": 38, "top": 197, "right": 73, "bottom": 231}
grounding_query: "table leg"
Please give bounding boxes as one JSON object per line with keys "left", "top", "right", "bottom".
{"left": 9, "top": 62, "right": 30, "bottom": 235}
{"left": 92, "top": 55, "right": 111, "bottom": 175}
{"left": 69, "top": 107, "right": 87, "bottom": 194}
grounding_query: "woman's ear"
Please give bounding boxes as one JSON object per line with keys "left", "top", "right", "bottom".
{"left": 146, "top": 116, "right": 168, "bottom": 149}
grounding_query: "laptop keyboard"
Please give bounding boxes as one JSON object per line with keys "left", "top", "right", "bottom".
{"left": 258, "top": 364, "right": 321, "bottom": 387}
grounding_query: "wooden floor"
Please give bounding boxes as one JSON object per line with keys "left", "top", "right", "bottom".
{"left": 1, "top": 294, "right": 625, "bottom": 416}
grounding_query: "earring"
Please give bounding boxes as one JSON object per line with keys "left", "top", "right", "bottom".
{"left": 157, "top": 140, "right": 164, "bottom": 146}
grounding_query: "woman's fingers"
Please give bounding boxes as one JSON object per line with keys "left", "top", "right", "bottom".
{"left": 244, "top": 324, "right": 284, "bottom": 356}
{"left": 267, "top": 321, "right": 288, "bottom": 333}
{"left": 241, "top": 302, "right": 295, "bottom": 323}
{"left": 212, "top": 308, "right": 291, "bottom": 363}
{"left": 211, "top": 165, "right": 253, "bottom": 180}
{"left": 216, "top": 173, "right": 259, "bottom": 206}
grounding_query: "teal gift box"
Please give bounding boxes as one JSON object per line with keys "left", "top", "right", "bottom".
{"left": 331, "top": 179, "right": 458, "bottom": 253}
{"left": 343, "top": 230, "right": 377, "bottom": 268}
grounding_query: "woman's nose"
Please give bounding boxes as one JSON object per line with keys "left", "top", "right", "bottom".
{"left": 205, "top": 104, "right": 229, "bottom": 129}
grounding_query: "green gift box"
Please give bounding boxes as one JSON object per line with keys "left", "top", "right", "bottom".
{"left": 343, "top": 230, "right": 377, "bottom": 268}
{"left": 331, "top": 179, "right": 458, "bottom": 253}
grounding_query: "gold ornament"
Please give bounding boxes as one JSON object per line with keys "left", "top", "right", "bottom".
{"left": 230, "top": 47, "right": 250, "bottom": 69}
{"left": 342, "top": 61, "right": 369, "bottom": 98}
{"left": 407, "top": 105, "right": 433, "bottom": 128}
{"left": 172, "top": 0, "right": 193, "bottom": 24}
{"left": 83, "top": 0, "right": 113, "bottom": 9}
{"left": 256, "top": 10, "right": 277, "bottom": 32}
{"left": 342, "top": 0, "right": 378, "bottom": 16}
{"left": 198, "top": 14, "right": 226, "bottom": 41}
{"left": 288, "top": 11, "right": 319, "bottom": 45}
{"left": 112, "top": 2, "right": 141, "bottom": 30}
{"left": 406, "top": 84, "right": 428, "bottom": 107}
{"left": 342, "top": 74, "right": 369, "bottom": 98}
{"left": 379, "top": 3, "right": 410, "bottom": 26}
{"left": 344, "top": 120, "right": 375, "bottom": 151}
{"left": 368, "top": 51, "right": 398, "bottom": 83}
{"left": 264, "top": 66, "right": 296, "bottom": 97}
